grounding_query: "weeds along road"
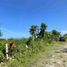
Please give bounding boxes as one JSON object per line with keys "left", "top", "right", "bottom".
{"left": 0, "top": 42, "right": 67, "bottom": 67}
{"left": 30, "top": 42, "right": 67, "bottom": 67}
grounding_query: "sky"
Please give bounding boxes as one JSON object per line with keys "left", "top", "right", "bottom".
{"left": 0, "top": 0, "right": 67, "bottom": 38}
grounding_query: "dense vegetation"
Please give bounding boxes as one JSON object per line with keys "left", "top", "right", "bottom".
{"left": 0, "top": 23, "right": 67, "bottom": 67}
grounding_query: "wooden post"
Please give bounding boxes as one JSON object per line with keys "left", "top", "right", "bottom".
{"left": 26, "top": 45, "right": 28, "bottom": 48}
{"left": 6, "top": 43, "right": 9, "bottom": 60}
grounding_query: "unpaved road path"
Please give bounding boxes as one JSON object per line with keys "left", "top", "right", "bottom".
{"left": 30, "top": 43, "right": 67, "bottom": 67}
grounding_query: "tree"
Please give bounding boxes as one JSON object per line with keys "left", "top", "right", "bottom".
{"left": 63, "top": 34, "right": 67, "bottom": 41}
{"left": 29, "top": 25, "right": 38, "bottom": 40}
{"left": 39, "top": 23, "right": 47, "bottom": 38}
{"left": 51, "top": 30, "right": 61, "bottom": 41}
{"left": 0, "top": 30, "right": 2, "bottom": 37}
{"left": 45, "top": 32, "right": 52, "bottom": 42}
{"left": 59, "top": 36, "right": 65, "bottom": 41}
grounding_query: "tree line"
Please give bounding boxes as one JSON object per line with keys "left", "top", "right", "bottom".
{"left": 29, "top": 22, "right": 67, "bottom": 42}
{"left": 0, "top": 22, "right": 67, "bottom": 42}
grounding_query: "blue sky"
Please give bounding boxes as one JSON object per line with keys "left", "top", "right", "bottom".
{"left": 0, "top": 0, "right": 67, "bottom": 38}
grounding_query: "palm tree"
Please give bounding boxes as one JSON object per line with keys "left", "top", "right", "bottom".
{"left": 29, "top": 25, "right": 38, "bottom": 40}
{"left": 39, "top": 23, "right": 47, "bottom": 38}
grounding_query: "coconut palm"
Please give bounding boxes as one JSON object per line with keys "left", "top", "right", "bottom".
{"left": 39, "top": 23, "right": 47, "bottom": 38}
{"left": 29, "top": 25, "right": 38, "bottom": 40}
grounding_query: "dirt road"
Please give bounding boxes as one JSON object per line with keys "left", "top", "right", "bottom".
{"left": 30, "top": 43, "right": 67, "bottom": 67}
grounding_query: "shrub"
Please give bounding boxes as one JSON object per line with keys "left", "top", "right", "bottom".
{"left": 0, "top": 51, "right": 4, "bottom": 62}
{"left": 59, "top": 37, "right": 65, "bottom": 41}
{"left": 7, "top": 59, "right": 23, "bottom": 67}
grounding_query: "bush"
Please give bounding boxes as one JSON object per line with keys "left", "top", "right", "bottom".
{"left": 0, "top": 51, "right": 4, "bottom": 62}
{"left": 59, "top": 37, "right": 65, "bottom": 41}
{"left": 0, "top": 42, "right": 6, "bottom": 56}
{"left": 7, "top": 59, "right": 23, "bottom": 67}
